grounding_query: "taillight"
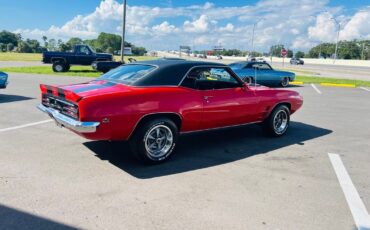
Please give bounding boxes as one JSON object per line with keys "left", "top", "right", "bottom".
{"left": 62, "top": 104, "right": 79, "bottom": 119}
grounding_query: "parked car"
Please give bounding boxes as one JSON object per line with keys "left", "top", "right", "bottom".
{"left": 42, "top": 45, "right": 113, "bottom": 72}
{"left": 37, "top": 60, "right": 303, "bottom": 164}
{"left": 290, "top": 58, "right": 304, "bottom": 65}
{"left": 0, "top": 72, "right": 8, "bottom": 89}
{"left": 229, "top": 61, "right": 295, "bottom": 87}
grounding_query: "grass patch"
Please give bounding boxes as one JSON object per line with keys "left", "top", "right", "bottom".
{"left": 0, "top": 52, "right": 42, "bottom": 61}
{"left": 296, "top": 75, "right": 370, "bottom": 87}
{"left": 0, "top": 52, "right": 158, "bottom": 62}
{"left": 0, "top": 66, "right": 101, "bottom": 77}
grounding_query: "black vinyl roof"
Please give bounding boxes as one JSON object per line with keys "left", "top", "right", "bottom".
{"left": 126, "top": 59, "right": 227, "bottom": 86}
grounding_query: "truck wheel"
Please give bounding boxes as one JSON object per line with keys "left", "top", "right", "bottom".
{"left": 129, "top": 118, "right": 179, "bottom": 164}
{"left": 52, "top": 61, "right": 66, "bottom": 72}
{"left": 262, "top": 105, "right": 290, "bottom": 137}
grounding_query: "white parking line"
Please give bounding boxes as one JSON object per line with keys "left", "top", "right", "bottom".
{"left": 311, "top": 83, "right": 322, "bottom": 94}
{"left": 328, "top": 153, "right": 370, "bottom": 230}
{"left": 0, "top": 120, "right": 52, "bottom": 133}
{"left": 359, "top": 87, "right": 370, "bottom": 92}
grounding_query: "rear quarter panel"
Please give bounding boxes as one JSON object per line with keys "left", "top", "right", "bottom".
{"left": 78, "top": 86, "right": 203, "bottom": 141}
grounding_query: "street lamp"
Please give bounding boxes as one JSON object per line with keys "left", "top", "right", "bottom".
{"left": 120, "top": 0, "right": 127, "bottom": 63}
{"left": 330, "top": 17, "right": 341, "bottom": 64}
{"left": 250, "top": 18, "right": 265, "bottom": 57}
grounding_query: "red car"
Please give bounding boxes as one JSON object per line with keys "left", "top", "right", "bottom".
{"left": 38, "top": 60, "right": 303, "bottom": 163}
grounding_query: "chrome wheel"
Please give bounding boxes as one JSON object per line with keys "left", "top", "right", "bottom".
{"left": 273, "top": 110, "right": 288, "bottom": 134}
{"left": 144, "top": 125, "right": 174, "bottom": 159}
{"left": 55, "top": 64, "right": 63, "bottom": 72}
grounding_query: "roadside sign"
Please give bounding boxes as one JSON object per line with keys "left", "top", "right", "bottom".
{"left": 281, "top": 48, "right": 287, "bottom": 57}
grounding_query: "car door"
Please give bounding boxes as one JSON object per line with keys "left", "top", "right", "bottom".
{"left": 183, "top": 67, "right": 260, "bottom": 130}
{"left": 251, "top": 63, "right": 276, "bottom": 84}
{"left": 75, "top": 46, "right": 93, "bottom": 65}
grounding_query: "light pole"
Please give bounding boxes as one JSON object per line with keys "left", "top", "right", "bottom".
{"left": 251, "top": 18, "right": 264, "bottom": 57}
{"left": 331, "top": 17, "right": 341, "bottom": 64}
{"left": 120, "top": 0, "right": 127, "bottom": 63}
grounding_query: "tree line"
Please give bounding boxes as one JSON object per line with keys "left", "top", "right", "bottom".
{"left": 0, "top": 30, "right": 147, "bottom": 56}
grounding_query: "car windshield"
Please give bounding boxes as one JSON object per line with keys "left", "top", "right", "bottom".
{"left": 98, "top": 64, "right": 156, "bottom": 85}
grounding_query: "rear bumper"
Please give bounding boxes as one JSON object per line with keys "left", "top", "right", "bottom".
{"left": 37, "top": 104, "right": 100, "bottom": 133}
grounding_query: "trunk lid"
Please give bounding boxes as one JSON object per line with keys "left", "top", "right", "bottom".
{"left": 40, "top": 80, "right": 132, "bottom": 103}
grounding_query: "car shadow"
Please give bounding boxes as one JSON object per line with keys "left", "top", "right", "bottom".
{"left": 83, "top": 122, "right": 332, "bottom": 179}
{"left": 0, "top": 94, "right": 34, "bottom": 104}
{"left": 0, "top": 204, "right": 78, "bottom": 230}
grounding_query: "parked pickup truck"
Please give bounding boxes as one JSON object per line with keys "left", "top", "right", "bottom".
{"left": 42, "top": 45, "right": 113, "bottom": 72}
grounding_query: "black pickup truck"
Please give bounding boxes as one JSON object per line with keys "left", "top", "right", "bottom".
{"left": 42, "top": 45, "right": 113, "bottom": 72}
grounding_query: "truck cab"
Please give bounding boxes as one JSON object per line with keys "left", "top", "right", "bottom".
{"left": 42, "top": 45, "right": 113, "bottom": 72}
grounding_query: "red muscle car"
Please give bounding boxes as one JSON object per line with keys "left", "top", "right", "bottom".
{"left": 37, "top": 60, "right": 303, "bottom": 163}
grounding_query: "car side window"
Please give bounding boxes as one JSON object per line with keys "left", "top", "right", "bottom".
{"left": 251, "top": 63, "right": 272, "bottom": 70}
{"left": 181, "top": 67, "right": 242, "bottom": 90}
{"left": 78, "top": 46, "right": 90, "bottom": 55}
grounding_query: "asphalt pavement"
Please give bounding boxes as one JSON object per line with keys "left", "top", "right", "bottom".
{"left": 0, "top": 72, "right": 369, "bottom": 230}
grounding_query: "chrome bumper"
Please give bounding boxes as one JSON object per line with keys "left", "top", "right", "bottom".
{"left": 37, "top": 104, "right": 100, "bottom": 133}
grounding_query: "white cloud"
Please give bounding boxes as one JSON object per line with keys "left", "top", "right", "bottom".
{"left": 152, "top": 21, "right": 178, "bottom": 34}
{"left": 13, "top": 0, "right": 370, "bottom": 51}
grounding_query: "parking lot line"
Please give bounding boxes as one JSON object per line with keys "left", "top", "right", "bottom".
{"left": 310, "top": 83, "right": 322, "bottom": 94}
{"left": 328, "top": 153, "right": 370, "bottom": 230}
{"left": 359, "top": 87, "right": 370, "bottom": 92}
{"left": 0, "top": 120, "right": 52, "bottom": 133}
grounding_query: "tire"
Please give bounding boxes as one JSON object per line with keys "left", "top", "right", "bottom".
{"left": 280, "top": 77, "right": 289, "bottom": 87}
{"left": 262, "top": 105, "right": 290, "bottom": 137}
{"left": 129, "top": 118, "right": 179, "bottom": 164}
{"left": 52, "top": 61, "right": 66, "bottom": 72}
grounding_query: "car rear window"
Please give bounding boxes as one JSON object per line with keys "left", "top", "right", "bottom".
{"left": 98, "top": 64, "right": 156, "bottom": 85}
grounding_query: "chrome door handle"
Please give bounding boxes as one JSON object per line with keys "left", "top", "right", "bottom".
{"left": 204, "top": 96, "right": 213, "bottom": 100}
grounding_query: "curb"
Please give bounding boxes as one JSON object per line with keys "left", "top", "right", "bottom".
{"left": 320, "top": 83, "right": 356, "bottom": 88}
{"left": 290, "top": 81, "right": 304, "bottom": 85}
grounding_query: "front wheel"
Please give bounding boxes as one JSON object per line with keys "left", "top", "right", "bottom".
{"left": 52, "top": 61, "right": 66, "bottom": 72}
{"left": 263, "top": 105, "right": 290, "bottom": 137}
{"left": 129, "top": 118, "right": 178, "bottom": 164}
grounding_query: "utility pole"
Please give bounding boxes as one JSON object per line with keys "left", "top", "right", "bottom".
{"left": 120, "top": 0, "right": 127, "bottom": 63}
{"left": 331, "top": 17, "right": 341, "bottom": 64}
{"left": 250, "top": 18, "right": 264, "bottom": 58}
{"left": 362, "top": 42, "right": 365, "bottom": 60}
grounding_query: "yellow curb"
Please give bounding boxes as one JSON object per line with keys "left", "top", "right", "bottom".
{"left": 290, "top": 81, "right": 304, "bottom": 85}
{"left": 320, "top": 83, "right": 356, "bottom": 88}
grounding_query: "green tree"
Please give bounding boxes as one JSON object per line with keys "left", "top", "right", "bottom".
{"left": 47, "top": 39, "right": 57, "bottom": 51}
{"left": 66, "top": 37, "right": 83, "bottom": 48}
{"left": 0, "top": 43, "right": 5, "bottom": 52}
{"left": 6, "top": 43, "right": 14, "bottom": 52}
{"left": 0, "top": 30, "right": 19, "bottom": 46}
{"left": 42, "top": 36, "right": 48, "bottom": 48}
{"left": 287, "top": 49, "right": 293, "bottom": 58}
{"left": 269, "top": 44, "right": 284, "bottom": 57}
{"left": 295, "top": 51, "right": 305, "bottom": 58}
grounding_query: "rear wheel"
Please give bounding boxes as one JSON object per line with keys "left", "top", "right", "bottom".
{"left": 263, "top": 105, "right": 290, "bottom": 137}
{"left": 52, "top": 61, "right": 66, "bottom": 72}
{"left": 280, "top": 77, "right": 289, "bottom": 87}
{"left": 129, "top": 118, "right": 178, "bottom": 164}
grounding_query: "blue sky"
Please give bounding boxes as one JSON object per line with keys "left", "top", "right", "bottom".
{"left": 0, "top": 0, "right": 369, "bottom": 51}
